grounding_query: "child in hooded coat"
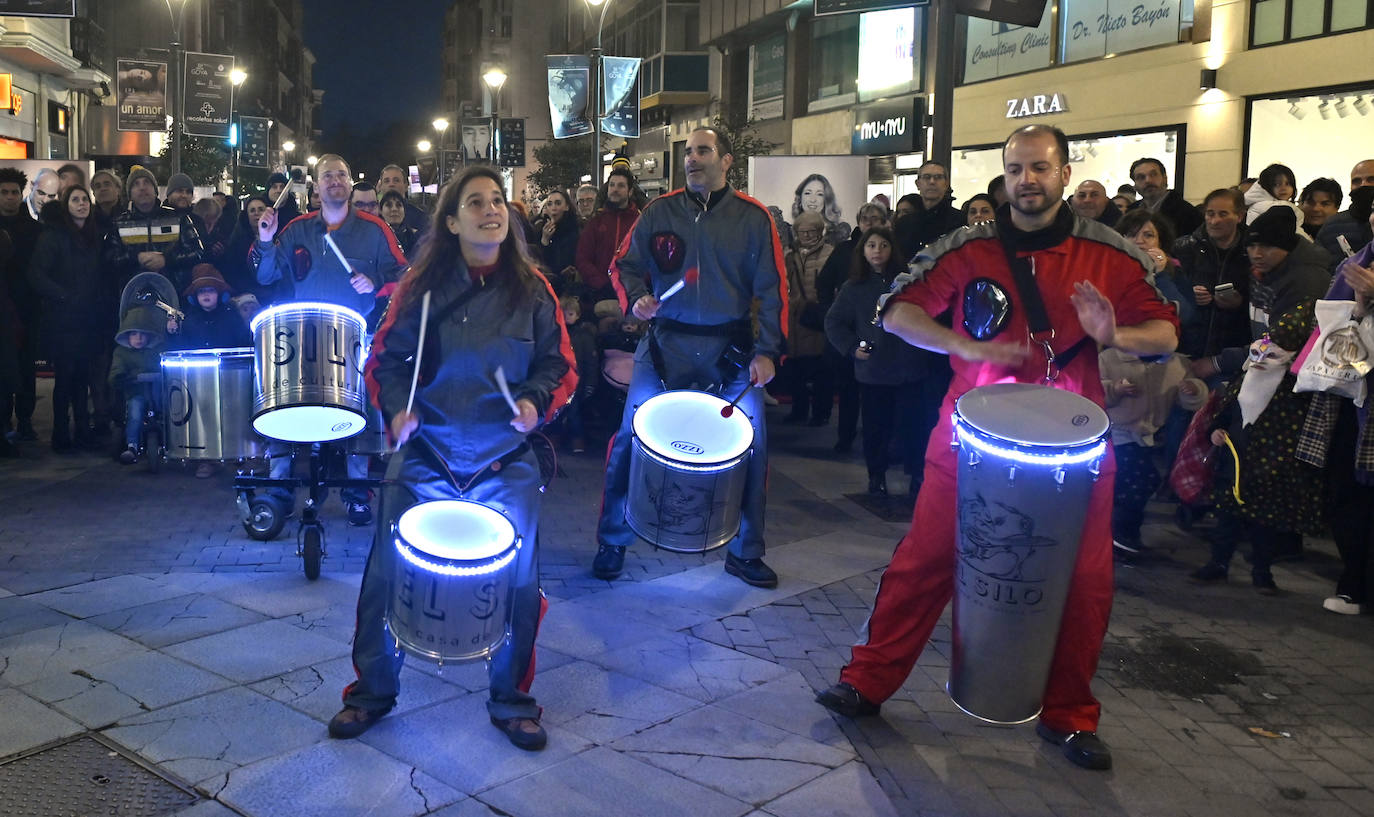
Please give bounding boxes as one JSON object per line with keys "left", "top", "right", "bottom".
{"left": 109, "top": 304, "right": 167, "bottom": 464}
{"left": 172, "top": 264, "right": 252, "bottom": 350}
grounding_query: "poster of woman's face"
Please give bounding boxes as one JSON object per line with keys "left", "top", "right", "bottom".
{"left": 747, "top": 155, "right": 868, "bottom": 248}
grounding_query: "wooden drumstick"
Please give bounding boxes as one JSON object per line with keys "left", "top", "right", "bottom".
{"left": 396, "top": 290, "right": 431, "bottom": 451}
{"left": 658, "top": 267, "right": 699, "bottom": 303}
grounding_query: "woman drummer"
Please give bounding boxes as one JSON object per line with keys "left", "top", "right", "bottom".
{"left": 329, "top": 165, "right": 577, "bottom": 750}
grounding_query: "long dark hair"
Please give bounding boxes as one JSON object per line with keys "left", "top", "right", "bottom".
{"left": 397, "top": 165, "right": 543, "bottom": 315}
{"left": 58, "top": 185, "right": 101, "bottom": 247}
{"left": 848, "top": 226, "right": 905, "bottom": 284}
{"left": 1116, "top": 208, "right": 1175, "bottom": 254}
{"left": 1258, "top": 163, "right": 1296, "bottom": 202}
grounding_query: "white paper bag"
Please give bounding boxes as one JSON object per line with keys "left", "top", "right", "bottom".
{"left": 1294, "top": 299, "right": 1374, "bottom": 406}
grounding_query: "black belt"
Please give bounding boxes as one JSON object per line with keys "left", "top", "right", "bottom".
{"left": 647, "top": 317, "right": 753, "bottom": 390}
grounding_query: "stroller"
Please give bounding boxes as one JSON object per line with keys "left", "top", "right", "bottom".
{"left": 112, "top": 274, "right": 183, "bottom": 471}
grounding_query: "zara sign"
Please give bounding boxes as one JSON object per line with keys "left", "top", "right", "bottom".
{"left": 852, "top": 96, "right": 925, "bottom": 156}
{"left": 1005, "top": 92, "right": 1069, "bottom": 118}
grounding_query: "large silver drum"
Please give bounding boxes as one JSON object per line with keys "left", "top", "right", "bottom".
{"left": 949, "top": 383, "right": 1109, "bottom": 724}
{"left": 626, "top": 390, "right": 754, "bottom": 553}
{"left": 251, "top": 302, "right": 368, "bottom": 443}
{"left": 388, "top": 500, "right": 521, "bottom": 663}
{"left": 161, "top": 348, "right": 265, "bottom": 461}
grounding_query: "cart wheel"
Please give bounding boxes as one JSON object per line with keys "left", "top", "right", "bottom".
{"left": 244, "top": 497, "right": 287, "bottom": 541}
{"left": 302, "top": 526, "right": 322, "bottom": 581}
{"left": 145, "top": 427, "right": 161, "bottom": 474}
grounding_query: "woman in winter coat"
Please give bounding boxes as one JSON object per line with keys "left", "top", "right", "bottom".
{"left": 28, "top": 185, "right": 106, "bottom": 451}
{"left": 328, "top": 165, "right": 576, "bottom": 751}
{"left": 783, "top": 211, "right": 834, "bottom": 424}
{"left": 825, "top": 225, "right": 945, "bottom": 497}
{"left": 532, "top": 190, "right": 581, "bottom": 292}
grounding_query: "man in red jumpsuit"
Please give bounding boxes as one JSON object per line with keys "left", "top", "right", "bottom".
{"left": 817, "top": 125, "right": 1179, "bottom": 771}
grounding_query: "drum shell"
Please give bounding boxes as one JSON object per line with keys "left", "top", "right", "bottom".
{"left": 386, "top": 503, "right": 521, "bottom": 664}
{"left": 626, "top": 440, "right": 750, "bottom": 553}
{"left": 948, "top": 386, "right": 1106, "bottom": 725}
{"left": 344, "top": 401, "right": 389, "bottom": 455}
{"left": 252, "top": 304, "right": 368, "bottom": 443}
{"left": 162, "top": 349, "right": 265, "bottom": 461}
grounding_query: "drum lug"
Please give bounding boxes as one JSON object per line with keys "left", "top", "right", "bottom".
{"left": 1053, "top": 466, "right": 1067, "bottom": 490}
{"left": 966, "top": 448, "right": 981, "bottom": 468}
{"left": 1089, "top": 457, "right": 1102, "bottom": 481}
{"left": 1006, "top": 464, "right": 1017, "bottom": 484}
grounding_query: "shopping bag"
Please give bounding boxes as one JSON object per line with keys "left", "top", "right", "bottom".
{"left": 1293, "top": 299, "right": 1374, "bottom": 406}
{"left": 1169, "top": 389, "right": 1222, "bottom": 506}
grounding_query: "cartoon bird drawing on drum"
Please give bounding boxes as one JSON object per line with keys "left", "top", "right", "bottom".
{"left": 957, "top": 493, "right": 1058, "bottom": 581}
{"left": 645, "top": 475, "right": 712, "bottom": 536}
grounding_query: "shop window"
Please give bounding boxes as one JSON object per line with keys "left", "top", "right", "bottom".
{"left": 1250, "top": 0, "right": 1369, "bottom": 44}
{"left": 808, "top": 14, "right": 858, "bottom": 108}
{"left": 857, "top": 7, "right": 923, "bottom": 101}
{"left": 1247, "top": 90, "right": 1374, "bottom": 190}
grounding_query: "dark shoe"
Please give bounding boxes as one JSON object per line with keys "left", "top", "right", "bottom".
{"left": 1112, "top": 536, "right": 1142, "bottom": 555}
{"left": 490, "top": 715, "right": 547, "bottom": 751}
{"left": 1189, "top": 562, "right": 1228, "bottom": 584}
{"left": 328, "top": 705, "right": 391, "bottom": 739}
{"left": 118, "top": 445, "right": 138, "bottom": 465}
{"left": 867, "top": 475, "right": 887, "bottom": 496}
{"left": 833, "top": 438, "right": 853, "bottom": 454}
{"left": 346, "top": 502, "right": 373, "bottom": 527}
{"left": 570, "top": 436, "right": 586, "bottom": 454}
{"left": 816, "top": 682, "right": 880, "bottom": 718}
{"left": 16, "top": 420, "right": 37, "bottom": 441}
{"left": 724, "top": 553, "right": 778, "bottom": 588}
{"left": 592, "top": 543, "right": 626, "bottom": 579}
{"left": 89, "top": 421, "right": 110, "bottom": 438}
{"left": 1036, "top": 722, "right": 1112, "bottom": 770}
{"left": 1253, "top": 576, "right": 1279, "bottom": 596}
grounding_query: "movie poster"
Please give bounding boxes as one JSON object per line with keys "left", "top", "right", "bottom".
{"left": 747, "top": 155, "right": 870, "bottom": 249}
{"left": 116, "top": 58, "right": 167, "bottom": 132}
{"left": 546, "top": 55, "right": 591, "bottom": 139}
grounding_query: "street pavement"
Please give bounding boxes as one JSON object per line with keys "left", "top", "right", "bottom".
{"left": 2, "top": 380, "right": 1373, "bottom": 817}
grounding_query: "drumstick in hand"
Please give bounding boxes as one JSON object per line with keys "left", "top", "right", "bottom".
{"left": 720, "top": 379, "right": 755, "bottom": 418}
{"left": 324, "top": 232, "right": 354, "bottom": 275}
{"left": 658, "top": 268, "right": 699, "bottom": 303}
{"left": 396, "top": 290, "right": 432, "bottom": 451}
{"left": 495, "top": 366, "right": 520, "bottom": 416}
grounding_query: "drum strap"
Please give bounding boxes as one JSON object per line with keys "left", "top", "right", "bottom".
{"left": 1000, "top": 247, "right": 1091, "bottom": 384}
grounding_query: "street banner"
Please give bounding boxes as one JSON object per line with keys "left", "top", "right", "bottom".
{"left": 239, "top": 115, "right": 269, "bottom": 167}
{"left": 0, "top": 1, "right": 74, "bottom": 16}
{"left": 498, "top": 118, "right": 526, "bottom": 168}
{"left": 460, "top": 122, "right": 491, "bottom": 162}
{"left": 183, "top": 52, "right": 235, "bottom": 138}
{"left": 116, "top": 58, "right": 168, "bottom": 132}
{"left": 600, "top": 56, "right": 640, "bottom": 139}
{"left": 547, "top": 55, "right": 591, "bottom": 139}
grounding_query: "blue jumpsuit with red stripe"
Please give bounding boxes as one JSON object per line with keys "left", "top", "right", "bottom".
{"left": 839, "top": 209, "right": 1177, "bottom": 733}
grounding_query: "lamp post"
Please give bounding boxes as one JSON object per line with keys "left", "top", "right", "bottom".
{"left": 433, "top": 117, "right": 449, "bottom": 185}
{"left": 482, "top": 69, "right": 507, "bottom": 166}
{"left": 165, "top": 0, "right": 191, "bottom": 175}
{"left": 229, "top": 67, "right": 247, "bottom": 197}
{"left": 586, "top": 0, "right": 613, "bottom": 187}
{"left": 282, "top": 139, "right": 295, "bottom": 172}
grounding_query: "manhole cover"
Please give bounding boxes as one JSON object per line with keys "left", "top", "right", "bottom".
{"left": 0, "top": 734, "right": 199, "bottom": 817}
{"left": 1099, "top": 633, "right": 1265, "bottom": 697}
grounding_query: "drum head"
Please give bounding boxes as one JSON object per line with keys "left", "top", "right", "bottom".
{"left": 250, "top": 301, "right": 367, "bottom": 334}
{"left": 253, "top": 406, "right": 366, "bottom": 442}
{"left": 161, "top": 347, "right": 254, "bottom": 368}
{"left": 632, "top": 390, "right": 753, "bottom": 465}
{"left": 956, "top": 383, "right": 1108, "bottom": 447}
{"left": 398, "top": 500, "right": 517, "bottom": 562}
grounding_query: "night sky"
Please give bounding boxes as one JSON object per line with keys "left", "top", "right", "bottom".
{"left": 301, "top": 0, "right": 448, "bottom": 140}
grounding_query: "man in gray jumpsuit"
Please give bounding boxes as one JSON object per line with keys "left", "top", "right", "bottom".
{"left": 592, "top": 126, "right": 788, "bottom": 587}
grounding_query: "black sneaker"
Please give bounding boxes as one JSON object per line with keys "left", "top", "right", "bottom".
{"left": 1253, "top": 576, "right": 1279, "bottom": 596}
{"left": 1036, "top": 722, "right": 1113, "bottom": 770}
{"left": 592, "top": 544, "right": 626, "bottom": 579}
{"left": 346, "top": 502, "right": 373, "bottom": 527}
{"left": 724, "top": 553, "right": 778, "bottom": 588}
{"left": 816, "top": 682, "right": 880, "bottom": 718}
{"left": 118, "top": 445, "right": 138, "bottom": 465}
{"left": 16, "top": 420, "right": 37, "bottom": 441}
{"left": 328, "top": 705, "right": 391, "bottom": 739}
{"left": 867, "top": 475, "right": 888, "bottom": 496}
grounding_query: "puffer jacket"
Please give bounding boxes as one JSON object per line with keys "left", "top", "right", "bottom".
{"left": 28, "top": 225, "right": 105, "bottom": 337}
{"left": 365, "top": 261, "right": 577, "bottom": 474}
{"left": 106, "top": 203, "right": 205, "bottom": 292}
{"left": 785, "top": 241, "right": 832, "bottom": 358}
{"left": 575, "top": 204, "right": 639, "bottom": 294}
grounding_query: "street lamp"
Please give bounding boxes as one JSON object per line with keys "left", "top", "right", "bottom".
{"left": 433, "top": 118, "right": 450, "bottom": 185}
{"left": 417, "top": 139, "right": 432, "bottom": 153}
{"left": 165, "top": 0, "right": 192, "bottom": 175}
{"left": 307, "top": 155, "right": 318, "bottom": 168}
{"left": 229, "top": 68, "right": 248, "bottom": 197}
{"left": 586, "top": 0, "right": 614, "bottom": 186}
{"left": 483, "top": 68, "right": 507, "bottom": 164}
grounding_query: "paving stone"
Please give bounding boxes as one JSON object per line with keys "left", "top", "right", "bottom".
{"left": 0, "top": 619, "right": 148, "bottom": 687}
{"left": 532, "top": 659, "right": 701, "bottom": 743}
{"left": 588, "top": 632, "right": 790, "bottom": 703}
{"left": 763, "top": 760, "right": 900, "bottom": 817}
{"left": 218, "top": 739, "right": 463, "bottom": 817}
{"left": 0, "top": 687, "right": 84, "bottom": 757}
{"left": 248, "top": 655, "right": 466, "bottom": 723}
{"left": 23, "top": 650, "right": 234, "bottom": 728}
{"left": 86, "top": 593, "right": 268, "bottom": 648}
{"left": 163, "top": 618, "right": 351, "bottom": 683}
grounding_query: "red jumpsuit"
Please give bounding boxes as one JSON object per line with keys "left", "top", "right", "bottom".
{"left": 839, "top": 210, "right": 1178, "bottom": 733}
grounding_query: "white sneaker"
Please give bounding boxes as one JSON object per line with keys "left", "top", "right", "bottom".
{"left": 1323, "top": 595, "right": 1361, "bottom": 615}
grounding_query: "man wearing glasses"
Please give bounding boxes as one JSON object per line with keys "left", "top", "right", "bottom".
{"left": 592, "top": 126, "right": 788, "bottom": 588}
{"left": 897, "top": 162, "right": 966, "bottom": 258}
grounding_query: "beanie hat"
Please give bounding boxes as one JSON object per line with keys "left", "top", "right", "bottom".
{"left": 125, "top": 165, "right": 158, "bottom": 198}
{"left": 181, "top": 263, "right": 231, "bottom": 297}
{"left": 91, "top": 169, "right": 122, "bottom": 192}
{"left": 268, "top": 172, "right": 289, "bottom": 187}
{"left": 1244, "top": 206, "right": 1300, "bottom": 252}
{"left": 167, "top": 173, "right": 194, "bottom": 193}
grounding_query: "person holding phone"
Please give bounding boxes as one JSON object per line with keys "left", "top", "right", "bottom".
{"left": 1171, "top": 189, "right": 1253, "bottom": 365}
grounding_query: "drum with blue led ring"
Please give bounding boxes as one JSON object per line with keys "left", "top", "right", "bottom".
{"left": 949, "top": 383, "right": 1109, "bottom": 725}
{"left": 387, "top": 499, "right": 521, "bottom": 663}
{"left": 251, "top": 302, "right": 368, "bottom": 443}
{"left": 626, "top": 390, "right": 754, "bottom": 553}
{"left": 161, "top": 347, "right": 266, "bottom": 461}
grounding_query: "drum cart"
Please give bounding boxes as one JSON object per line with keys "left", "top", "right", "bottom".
{"left": 234, "top": 443, "right": 383, "bottom": 580}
